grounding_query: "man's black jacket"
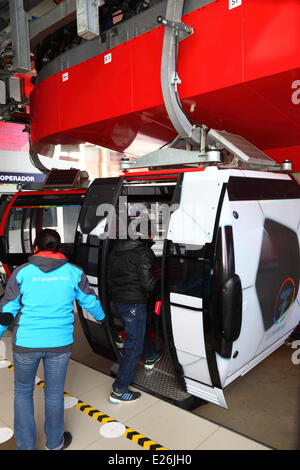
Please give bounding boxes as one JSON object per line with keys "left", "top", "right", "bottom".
{"left": 107, "top": 239, "right": 157, "bottom": 304}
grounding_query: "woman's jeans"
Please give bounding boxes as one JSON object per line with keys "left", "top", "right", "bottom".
{"left": 13, "top": 350, "right": 71, "bottom": 450}
{"left": 113, "top": 303, "right": 155, "bottom": 393}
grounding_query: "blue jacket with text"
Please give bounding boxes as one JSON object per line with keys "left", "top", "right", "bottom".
{"left": 0, "top": 251, "right": 105, "bottom": 352}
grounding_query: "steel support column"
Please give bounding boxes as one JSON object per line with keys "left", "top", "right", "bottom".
{"left": 9, "top": 0, "right": 31, "bottom": 72}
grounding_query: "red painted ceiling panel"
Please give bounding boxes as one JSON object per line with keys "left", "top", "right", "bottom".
{"left": 178, "top": 1, "right": 244, "bottom": 97}
{"left": 243, "top": 0, "right": 300, "bottom": 81}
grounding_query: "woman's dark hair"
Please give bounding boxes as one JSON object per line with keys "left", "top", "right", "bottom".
{"left": 33, "top": 229, "right": 61, "bottom": 253}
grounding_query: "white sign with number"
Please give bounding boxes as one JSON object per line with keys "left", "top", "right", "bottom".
{"left": 229, "top": 0, "right": 242, "bottom": 10}
{"left": 104, "top": 53, "right": 112, "bottom": 64}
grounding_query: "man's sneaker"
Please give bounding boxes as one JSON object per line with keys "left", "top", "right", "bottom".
{"left": 144, "top": 352, "right": 161, "bottom": 371}
{"left": 110, "top": 389, "right": 141, "bottom": 404}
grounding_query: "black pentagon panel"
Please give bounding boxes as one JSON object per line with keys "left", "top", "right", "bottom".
{"left": 255, "top": 219, "right": 300, "bottom": 331}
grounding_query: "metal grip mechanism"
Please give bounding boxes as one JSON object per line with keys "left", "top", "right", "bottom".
{"left": 157, "top": 15, "right": 193, "bottom": 37}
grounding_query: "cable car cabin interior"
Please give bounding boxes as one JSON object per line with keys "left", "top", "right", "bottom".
{"left": 0, "top": 190, "right": 86, "bottom": 277}
{"left": 73, "top": 173, "right": 197, "bottom": 407}
{"left": 74, "top": 168, "right": 300, "bottom": 409}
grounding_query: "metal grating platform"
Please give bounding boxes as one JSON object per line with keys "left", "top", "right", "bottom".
{"left": 111, "top": 351, "right": 192, "bottom": 405}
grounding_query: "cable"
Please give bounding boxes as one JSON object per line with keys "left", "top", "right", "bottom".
{"left": 159, "top": 134, "right": 182, "bottom": 149}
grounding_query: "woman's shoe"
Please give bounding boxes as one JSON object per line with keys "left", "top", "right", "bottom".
{"left": 62, "top": 431, "right": 72, "bottom": 449}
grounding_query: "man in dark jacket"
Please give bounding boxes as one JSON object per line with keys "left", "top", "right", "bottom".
{"left": 107, "top": 230, "right": 160, "bottom": 403}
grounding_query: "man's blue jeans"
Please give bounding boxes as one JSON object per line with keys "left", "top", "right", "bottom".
{"left": 13, "top": 350, "right": 71, "bottom": 450}
{"left": 113, "top": 303, "right": 155, "bottom": 393}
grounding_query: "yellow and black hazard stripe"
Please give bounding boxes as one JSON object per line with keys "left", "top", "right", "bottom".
{"left": 75, "top": 399, "right": 168, "bottom": 450}
{"left": 7, "top": 363, "right": 168, "bottom": 450}
{"left": 75, "top": 399, "right": 117, "bottom": 425}
{"left": 123, "top": 427, "right": 167, "bottom": 450}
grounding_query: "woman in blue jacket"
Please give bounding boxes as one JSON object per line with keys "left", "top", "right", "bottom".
{"left": 0, "top": 229, "right": 105, "bottom": 450}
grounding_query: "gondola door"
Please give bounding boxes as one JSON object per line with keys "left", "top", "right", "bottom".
{"left": 74, "top": 177, "right": 124, "bottom": 360}
{"left": 161, "top": 170, "right": 229, "bottom": 407}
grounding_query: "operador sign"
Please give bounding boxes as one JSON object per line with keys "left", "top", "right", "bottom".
{"left": 0, "top": 175, "right": 35, "bottom": 183}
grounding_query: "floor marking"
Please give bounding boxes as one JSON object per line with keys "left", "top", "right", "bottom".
{"left": 100, "top": 422, "right": 126, "bottom": 438}
{"left": 64, "top": 395, "right": 79, "bottom": 409}
{"left": 0, "top": 427, "right": 14, "bottom": 444}
{"left": 0, "top": 360, "right": 11, "bottom": 368}
{"left": 6, "top": 362, "right": 168, "bottom": 450}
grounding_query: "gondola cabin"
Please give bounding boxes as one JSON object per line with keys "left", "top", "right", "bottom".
{"left": 74, "top": 166, "right": 300, "bottom": 408}
{"left": 0, "top": 186, "right": 86, "bottom": 277}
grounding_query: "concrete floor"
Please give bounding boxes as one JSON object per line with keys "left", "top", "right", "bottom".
{"left": 194, "top": 344, "right": 300, "bottom": 450}
{"left": 72, "top": 313, "right": 300, "bottom": 450}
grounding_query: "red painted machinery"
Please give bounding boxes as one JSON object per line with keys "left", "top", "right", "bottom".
{"left": 28, "top": 0, "right": 300, "bottom": 171}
